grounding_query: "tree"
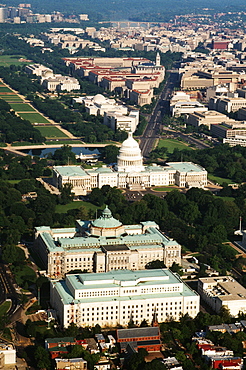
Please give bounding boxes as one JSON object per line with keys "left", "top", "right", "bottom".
{"left": 34, "top": 346, "right": 51, "bottom": 370}
{"left": 1, "top": 245, "right": 25, "bottom": 264}
{"left": 64, "top": 322, "right": 79, "bottom": 337}
{"left": 89, "top": 188, "right": 106, "bottom": 206}
{"left": 140, "top": 319, "right": 149, "bottom": 327}
{"left": 146, "top": 260, "right": 165, "bottom": 269}
{"left": 16, "top": 179, "right": 36, "bottom": 194}
{"left": 170, "top": 262, "right": 183, "bottom": 275}
{"left": 60, "top": 183, "right": 74, "bottom": 205}
{"left": 52, "top": 144, "right": 76, "bottom": 165}
{"left": 100, "top": 144, "right": 119, "bottom": 164}
{"left": 125, "top": 348, "right": 148, "bottom": 370}
{"left": 219, "top": 305, "right": 231, "bottom": 323}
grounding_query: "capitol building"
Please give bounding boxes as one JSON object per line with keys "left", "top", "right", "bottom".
{"left": 53, "top": 132, "right": 208, "bottom": 195}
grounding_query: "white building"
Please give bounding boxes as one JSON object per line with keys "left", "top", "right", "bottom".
{"left": 198, "top": 276, "right": 246, "bottom": 317}
{"left": 25, "top": 63, "right": 53, "bottom": 77}
{"left": 74, "top": 94, "right": 128, "bottom": 116}
{"left": 50, "top": 269, "right": 200, "bottom": 328}
{"left": 0, "top": 343, "right": 16, "bottom": 367}
{"left": 52, "top": 132, "right": 208, "bottom": 195}
{"left": 170, "top": 101, "right": 208, "bottom": 117}
{"left": 162, "top": 357, "right": 183, "bottom": 370}
{"left": 73, "top": 94, "right": 139, "bottom": 132}
{"left": 133, "top": 52, "right": 165, "bottom": 79}
{"left": 42, "top": 75, "right": 80, "bottom": 92}
{"left": 55, "top": 358, "right": 87, "bottom": 370}
{"left": 34, "top": 206, "right": 181, "bottom": 278}
{"left": 104, "top": 110, "right": 139, "bottom": 132}
{"left": 209, "top": 96, "right": 246, "bottom": 113}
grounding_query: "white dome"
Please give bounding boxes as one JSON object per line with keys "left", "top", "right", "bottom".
{"left": 117, "top": 132, "right": 144, "bottom": 172}
{"left": 93, "top": 94, "right": 106, "bottom": 104}
{"left": 120, "top": 132, "right": 141, "bottom": 153}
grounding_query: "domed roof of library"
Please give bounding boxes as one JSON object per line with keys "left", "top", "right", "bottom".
{"left": 91, "top": 206, "right": 122, "bottom": 229}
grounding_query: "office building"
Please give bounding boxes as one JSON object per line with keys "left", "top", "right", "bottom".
{"left": 198, "top": 276, "right": 246, "bottom": 317}
{"left": 50, "top": 269, "right": 200, "bottom": 327}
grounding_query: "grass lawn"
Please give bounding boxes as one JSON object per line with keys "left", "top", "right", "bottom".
{"left": 0, "top": 55, "right": 30, "bottom": 66}
{"left": 12, "top": 141, "right": 44, "bottom": 146}
{"left": 216, "top": 196, "right": 235, "bottom": 202}
{"left": 208, "top": 174, "right": 233, "bottom": 185}
{"left": 10, "top": 103, "right": 36, "bottom": 112}
{"left": 36, "top": 126, "right": 68, "bottom": 138}
{"left": 0, "top": 95, "right": 23, "bottom": 102}
{"left": 0, "top": 300, "right": 11, "bottom": 316}
{"left": 7, "top": 179, "right": 21, "bottom": 184}
{"left": 153, "top": 186, "right": 177, "bottom": 192}
{"left": 18, "top": 112, "right": 50, "bottom": 124}
{"left": 158, "top": 138, "right": 193, "bottom": 153}
{"left": 56, "top": 200, "right": 98, "bottom": 214}
{"left": 0, "top": 86, "right": 13, "bottom": 92}
{"left": 45, "top": 139, "right": 84, "bottom": 145}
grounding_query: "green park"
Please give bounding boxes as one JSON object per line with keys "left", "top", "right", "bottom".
{"left": 158, "top": 138, "right": 193, "bottom": 153}
{"left": 0, "top": 85, "right": 13, "bottom": 92}
{"left": 10, "top": 102, "right": 36, "bottom": 112}
{"left": 18, "top": 112, "right": 51, "bottom": 124}
{"left": 208, "top": 174, "right": 233, "bottom": 186}
{"left": 0, "top": 94, "right": 23, "bottom": 102}
{"left": 36, "top": 125, "right": 68, "bottom": 138}
{"left": 0, "top": 55, "right": 31, "bottom": 67}
{"left": 55, "top": 200, "right": 98, "bottom": 214}
{"left": 152, "top": 186, "right": 178, "bottom": 192}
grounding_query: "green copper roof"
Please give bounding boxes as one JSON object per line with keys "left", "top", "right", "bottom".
{"left": 92, "top": 206, "right": 122, "bottom": 229}
{"left": 166, "top": 162, "right": 206, "bottom": 173}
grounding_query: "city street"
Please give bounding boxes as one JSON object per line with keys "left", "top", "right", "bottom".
{"left": 139, "top": 72, "right": 178, "bottom": 157}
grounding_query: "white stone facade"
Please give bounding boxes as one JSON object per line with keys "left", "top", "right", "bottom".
{"left": 52, "top": 133, "right": 207, "bottom": 195}
{"left": 50, "top": 269, "right": 200, "bottom": 328}
{"left": 34, "top": 207, "right": 182, "bottom": 278}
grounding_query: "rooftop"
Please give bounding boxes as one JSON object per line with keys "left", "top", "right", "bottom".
{"left": 199, "top": 276, "right": 246, "bottom": 302}
{"left": 53, "top": 166, "right": 88, "bottom": 177}
{"left": 167, "top": 162, "right": 206, "bottom": 173}
{"left": 51, "top": 269, "right": 198, "bottom": 305}
{"left": 117, "top": 326, "right": 159, "bottom": 340}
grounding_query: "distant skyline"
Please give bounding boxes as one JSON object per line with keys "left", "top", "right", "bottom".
{"left": 2, "top": 0, "right": 246, "bottom": 21}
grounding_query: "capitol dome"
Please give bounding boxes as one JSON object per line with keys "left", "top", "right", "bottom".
{"left": 117, "top": 132, "right": 145, "bottom": 172}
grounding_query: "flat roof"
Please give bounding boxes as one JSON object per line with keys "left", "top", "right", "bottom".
{"left": 51, "top": 269, "right": 198, "bottom": 305}
{"left": 167, "top": 162, "right": 206, "bottom": 173}
{"left": 54, "top": 166, "right": 88, "bottom": 177}
{"left": 117, "top": 326, "right": 159, "bottom": 339}
{"left": 200, "top": 276, "right": 246, "bottom": 302}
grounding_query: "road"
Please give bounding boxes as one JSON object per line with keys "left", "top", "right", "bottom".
{"left": 0, "top": 264, "right": 19, "bottom": 318}
{"left": 139, "top": 72, "right": 178, "bottom": 157}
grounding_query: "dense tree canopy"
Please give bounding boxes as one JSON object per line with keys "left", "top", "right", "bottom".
{"left": 152, "top": 144, "right": 246, "bottom": 183}
{"left": 0, "top": 99, "right": 44, "bottom": 144}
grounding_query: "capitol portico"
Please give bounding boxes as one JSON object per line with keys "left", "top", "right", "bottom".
{"left": 53, "top": 132, "right": 208, "bottom": 195}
